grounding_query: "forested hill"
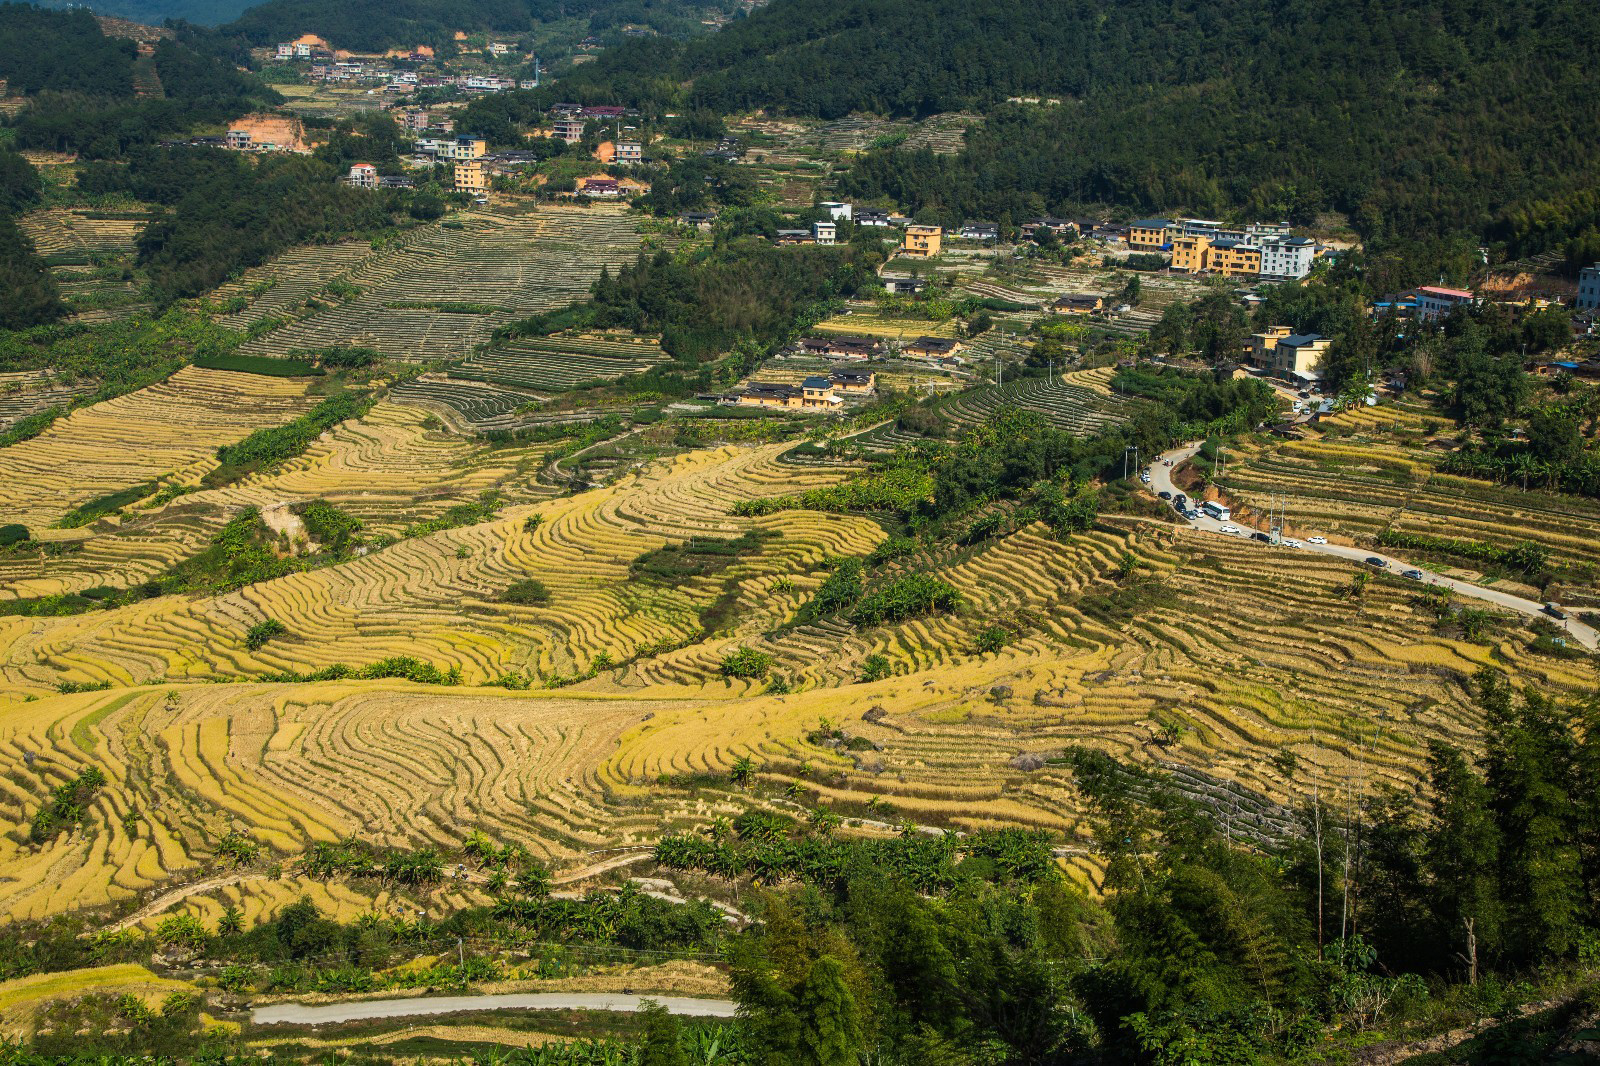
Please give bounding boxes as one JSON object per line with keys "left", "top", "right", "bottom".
{"left": 223, "top": 0, "right": 730, "bottom": 53}
{"left": 569, "top": 0, "right": 1600, "bottom": 254}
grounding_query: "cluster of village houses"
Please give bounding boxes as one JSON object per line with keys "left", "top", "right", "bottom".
{"left": 271, "top": 34, "right": 541, "bottom": 94}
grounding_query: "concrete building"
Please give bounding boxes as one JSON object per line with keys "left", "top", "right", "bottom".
{"left": 1259, "top": 236, "right": 1317, "bottom": 281}
{"left": 820, "top": 201, "right": 852, "bottom": 221}
{"left": 1578, "top": 264, "right": 1600, "bottom": 311}
{"left": 1415, "top": 286, "right": 1475, "bottom": 322}
{"left": 1127, "top": 218, "right": 1173, "bottom": 250}
{"left": 613, "top": 140, "right": 643, "bottom": 164}
{"left": 225, "top": 130, "right": 251, "bottom": 150}
{"left": 346, "top": 162, "right": 378, "bottom": 189}
{"left": 1250, "top": 328, "right": 1331, "bottom": 383}
{"left": 902, "top": 224, "right": 942, "bottom": 258}
{"left": 446, "top": 135, "right": 488, "bottom": 161}
{"left": 812, "top": 220, "right": 836, "bottom": 246}
{"left": 553, "top": 118, "right": 585, "bottom": 144}
{"left": 454, "top": 159, "right": 488, "bottom": 196}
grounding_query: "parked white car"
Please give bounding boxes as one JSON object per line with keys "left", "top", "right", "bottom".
{"left": 1219, "top": 524, "right": 1241, "bottom": 535}
{"left": 1307, "top": 536, "right": 1328, "bottom": 545}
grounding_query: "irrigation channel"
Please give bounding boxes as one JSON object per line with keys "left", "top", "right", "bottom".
{"left": 252, "top": 993, "right": 739, "bottom": 1026}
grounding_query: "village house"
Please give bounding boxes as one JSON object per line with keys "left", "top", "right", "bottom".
{"left": 775, "top": 228, "right": 814, "bottom": 245}
{"left": 678, "top": 211, "right": 717, "bottom": 230}
{"left": 1415, "top": 285, "right": 1475, "bottom": 321}
{"left": 1127, "top": 218, "right": 1173, "bottom": 250}
{"left": 578, "top": 176, "right": 621, "bottom": 198}
{"left": 377, "top": 175, "right": 414, "bottom": 189}
{"left": 1577, "top": 264, "right": 1600, "bottom": 311}
{"left": 902, "top": 336, "right": 963, "bottom": 360}
{"left": 454, "top": 159, "right": 488, "bottom": 196}
{"left": 902, "top": 224, "right": 942, "bottom": 258}
{"left": 856, "top": 208, "right": 891, "bottom": 227}
{"left": 225, "top": 129, "right": 251, "bottom": 150}
{"left": 276, "top": 34, "right": 332, "bottom": 59}
{"left": 1049, "top": 293, "right": 1104, "bottom": 315}
{"left": 345, "top": 162, "right": 378, "bottom": 189}
{"left": 1250, "top": 329, "right": 1331, "bottom": 384}
{"left": 613, "top": 140, "right": 643, "bottom": 164}
{"left": 1023, "top": 217, "right": 1076, "bottom": 238}
{"left": 820, "top": 201, "right": 852, "bottom": 221}
{"left": 812, "top": 221, "right": 837, "bottom": 245}
{"left": 729, "top": 377, "right": 844, "bottom": 411}
{"left": 798, "top": 335, "right": 881, "bottom": 360}
{"left": 829, "top": 367, "right": 876, "bottom": 395}
{"left": 554, "top": 118, "right": 586, "bottom": 144}
{"left": 1259, "top": 236, "right": 1317, "bottom": 281}
{"left": 958, "top": 221, "right": 999, "bottom": 241}
{"left": 881, "top": 275, "right": 926, "bottom": 295}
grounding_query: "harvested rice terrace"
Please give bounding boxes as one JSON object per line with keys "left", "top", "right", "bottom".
{"left": 229, "top": 208, "right": 645, "bottom": 363}
{"left": 452, "top": 334, "right": 668, "bottom": 392}
{"left": 1221, "top": 436, "right": 1600, "bottom": 590}
{"left": 388, "top": 378, "right": 538, "bottom": 432}
{"left": 934, "top": 367, "right": 1127, "bottom": 435}
{"left": 0, "top": 371, "right": 92, "bottom": 429}
{"left": 17, "top": 208, "right": 146, "bottom": 260}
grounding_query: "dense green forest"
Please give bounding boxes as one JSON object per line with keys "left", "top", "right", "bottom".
{"left": 78, "top": 147, "right": 419, "bottom": 298}
{"left": 32, "top": 0, "right": 255, "bottom": 26}
{"left": 0, "top": 146, "right": 59, "bottom": 330}
{"left": 549, "top": 0, "right": 1600, "bottom": 256}
{"left": 222, "top": 0, "right": 735, "bottom": 54}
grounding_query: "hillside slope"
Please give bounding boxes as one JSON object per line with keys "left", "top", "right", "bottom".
{"left": 571, "top": 0, "right": 1600, "bottom": 250}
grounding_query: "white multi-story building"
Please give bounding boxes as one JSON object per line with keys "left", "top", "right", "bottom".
{"left": 346, "top": 163, "right": 378, "bottom": 189}
{"left": 813, "top": 221, "right": 837, "bottom": 245}
{"left": 613, "top": 140, "right": 643, "bottom": 164}
{"left": 1259, "top": 236, "right": 1317, "bottom": 281}
{"left": 1416, "top": 286, "right": 1475, "bottom": 321}
{"left": 819, "top": 201, "right": 852, "bottom": 221}
{"left": 1579, "top": 264, "right": 1600, "bottom": 310}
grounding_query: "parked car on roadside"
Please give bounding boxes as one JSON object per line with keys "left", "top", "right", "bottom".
{"left": 1308, "top": 536, "right": 1328, "bottom": 545}
{"left": 1365, "top": 556, "right": 1388, "bottom": 568}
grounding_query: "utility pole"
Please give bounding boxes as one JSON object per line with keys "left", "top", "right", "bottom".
{"left": 457, "top": 936, "right": 465, "bottom": 970}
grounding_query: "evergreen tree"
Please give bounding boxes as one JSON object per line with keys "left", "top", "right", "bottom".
{"left": 1423, "top": 743, "right": 1502, "bottom": 981}
{"left": 798, "top": 955, "right": 860, "bottom": 1066}
{"left": 638, "top": 1001, "right": 688, "bottom": 1066}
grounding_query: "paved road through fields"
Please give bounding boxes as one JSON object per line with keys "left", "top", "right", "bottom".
{"left": 253, "top": 992, "right": 739, "bottom": 1026}
{"left": 1148, "top": 442, "right": 1599, "bottom": 650}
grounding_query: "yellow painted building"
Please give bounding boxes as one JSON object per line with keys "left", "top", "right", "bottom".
{"left": 455, "top": 159, "right": 488, "bottom": 195}
{"left": 1127, "top": 218, "right": 1172, "bottom": 249}
{"left": 902, "top": 224, "right": 942, "bottom": 258}
{"left": 1171, "top": 235, "right": 1210, "bottom": 273}
{"left": 1210, "top": 240, "right": 1262, "bottom": 278}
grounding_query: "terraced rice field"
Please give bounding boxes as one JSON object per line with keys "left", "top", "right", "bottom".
{"left": 451, "top": 332, "right": 668, "bottom": 392}
{"left": 600, "top": 514, "right": 1600, "bottom": 869}
{"left": 0, "top": 401, "right": 560, "bottom": 601}
{"left": 0, "top": 367, "right": 318, "bottom": 533}
{"left": 935, "top": 366, "right": 1128, "bottom": 434}
{"left": 16, "top": 209, "right": 145, "bottom": 261}
{"left": 0, "top": 445, "right": 883, "bottom": 692}
{"left": 389, "top": 378, "right": 539, "bottom": 432}
{"left": 1216, "top": 410, "right": 1600, "bottom": 598}
{"left": 0, "top": 371, "right": 93, "bottom": 429}
{"left": 229, "top": 208, "right": 644, "bottom": 362}
{"left": 0, "top": 682, "right": 675, "bottom": 921}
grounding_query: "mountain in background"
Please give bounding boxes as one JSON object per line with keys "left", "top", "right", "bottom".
{"left": 33, "top": 0, "right": 254, "bottom": 27}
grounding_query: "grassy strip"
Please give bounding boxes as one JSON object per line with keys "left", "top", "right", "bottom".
{"left": 1376, "top": 530, "right": 1548, "bottom": 576}
{"left": 204, "top": 391, "right": 374, "bottom": 487}
{"left": 54, "top": 481, "right": 157, "bottom": 529}
{"left": 193, "top": 353, "right": 322, "bottom": 377}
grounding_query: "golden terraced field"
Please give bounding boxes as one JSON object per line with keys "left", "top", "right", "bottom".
{"left": 3, "top": 369, "right": 1597, "bottom": 923}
